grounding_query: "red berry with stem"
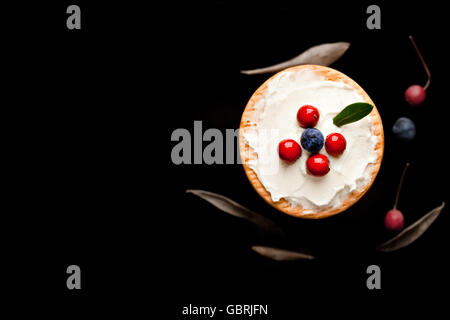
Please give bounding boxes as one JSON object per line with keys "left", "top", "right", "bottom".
{"left": 385, "top": 209, "right": 404, "bottom": 232}
{"left": 325, "top": 133, "right": 347, "bottom": 156}
{"left": 405, "top": 84, "right": 426, "bottom": 106}
{"left": 278, "top": 139, "right": 301, "bottom": 162}
{"left": 384, "top": 163, "right": 409, "bottom": 232}
{"left": 297, "top": 105, "right": 320, "bottom": 128}
{"left": 405, "top": 36, "right": 430, "bottom": 106}
{"left": 306, "top": 154, "right": 330, "bottom": 177}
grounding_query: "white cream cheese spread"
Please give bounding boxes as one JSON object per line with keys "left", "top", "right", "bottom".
{"left": 243, "top": 68, "right": 378, "bottom": 214}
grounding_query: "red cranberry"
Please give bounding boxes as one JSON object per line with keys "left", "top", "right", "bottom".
{"left": 325, "top": 133, "right": 347, "bottom": 156}
{"left": 384, "top": 209, "right": 404, "bottom": 232}
{"left": 297, "top": 105, "right": 320, "bottom": 128}
{"left": 405, "top": 85, "right": 426, "bottom": 106}
{"left": 306, "top": 154, "right": 330, "bottom": 177}
{"left": 278, "top": 139, "right": 301, "bottom": 162}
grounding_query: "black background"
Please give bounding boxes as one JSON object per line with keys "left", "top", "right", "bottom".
{"left": 5, "top": 0, "right": 450, "bottom": 317}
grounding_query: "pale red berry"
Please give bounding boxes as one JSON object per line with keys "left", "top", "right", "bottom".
{"left": 384, "top": 209, "right": 404, "bottom": 232}
{"left": 405, "top": 84, "right": 426, "bottom": 106}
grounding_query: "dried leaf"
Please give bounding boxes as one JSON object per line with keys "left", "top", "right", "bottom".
{"left": 377, "top": 202, "right": 445, "bottom": 252}
{"left": 252, "top": 246, "right": 315, "bottom": 261}
{"left": 240, "top": 42, "right": 350, "bottom": 75}
{"left": 186, "top": 189, "right": 283, "bottom": 237}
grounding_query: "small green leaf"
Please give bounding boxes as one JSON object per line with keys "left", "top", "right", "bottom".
{"left": 333, "top": 102, "right": 374, "bottom": 127}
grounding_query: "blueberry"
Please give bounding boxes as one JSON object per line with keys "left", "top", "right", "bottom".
{"left": 301, "top": 128, "right": 324, "bottom": 153}
{"left": 392, "top": 117, "right": 416, "bottom": 141}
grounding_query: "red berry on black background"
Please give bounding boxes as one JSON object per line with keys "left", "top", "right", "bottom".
{"left": 405, "top": 36, "right": 430, "bottom": 106}
{"left": 384, "top": 163, "right": 409, "bottom": 232}
{"left": 405, "top": 84, "right": 426, "bottom": 106}
{"left": 385, "top": 209, "right": 404, "bottom": 232}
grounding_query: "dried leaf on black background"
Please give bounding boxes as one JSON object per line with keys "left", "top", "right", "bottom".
{"left": 240, "top": 42, "right": 350, "bottom": 75}
{"left": 252, "top": 246, "right": 315, "bottom": 261}
{"left": 186, "top": 189, "right": 284, "bottom": 237}
{"left": 377, "top": 202, "right": 445, "bottom": 252}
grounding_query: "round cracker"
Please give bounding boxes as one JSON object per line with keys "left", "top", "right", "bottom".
{"left": 239, "top": 65, "right": 384, "bottom": 219}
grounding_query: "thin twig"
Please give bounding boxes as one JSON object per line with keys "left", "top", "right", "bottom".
{"left": 409, "top": 35, "right": 431, "bottom": 90}
{"left": 393, "top": 162, "right": 410, "bottom": 210}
